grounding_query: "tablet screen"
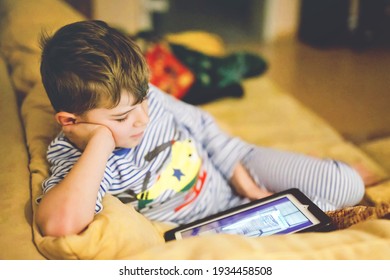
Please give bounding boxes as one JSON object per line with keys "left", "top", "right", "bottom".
{"left": 177, "top": 195, "right": 319, "bottom": 239}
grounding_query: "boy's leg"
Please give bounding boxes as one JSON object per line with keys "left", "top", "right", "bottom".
{"left": 242, "top": 147, "right": 365, "bottom": 211}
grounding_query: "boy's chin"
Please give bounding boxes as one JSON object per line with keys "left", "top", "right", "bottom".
{"left": 116, "top": 144, "right": 136, "bottom": 149}
{"left": 115, "top": 141, "right": 141, "bottom": 149}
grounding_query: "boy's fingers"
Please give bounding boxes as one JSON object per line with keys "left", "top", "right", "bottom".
{"left": 250, "top": 188, "right": 273, "bottom": 201}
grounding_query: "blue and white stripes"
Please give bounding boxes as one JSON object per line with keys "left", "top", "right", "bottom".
{"left": 241, "top": 147, "right": 365, "bottom": 211}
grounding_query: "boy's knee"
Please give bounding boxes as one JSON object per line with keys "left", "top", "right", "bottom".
{"left": 352, "top": 173, "right": 365, "bottom": 204}
{"left": 331, "top": 161, "right": 365, "bottom": 208}
{"left": 313, "top": 160, "right": 365, "bottom": 211}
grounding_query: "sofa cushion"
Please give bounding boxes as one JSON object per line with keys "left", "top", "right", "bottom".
{"left": 0, "top": 55, "right": 44, "bottom": 259}
{"left": 129, "top": 219, "right": 390, "bottom": 259}
{"left": 35, "top": 195, "right": 166, "bottom": 260}
{"left": 360, "top": 137, "right": 390, "bottom": 174}
{"left": 0, "top": 0, "right": 85, "bottom": 98}
{"left": 365, "top": 180, "right": 390, "bottom": 205}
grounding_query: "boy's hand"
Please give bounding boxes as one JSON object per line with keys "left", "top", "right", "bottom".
{"left": 230, "top": 162, "right": 273, "bottom": 200}
{"left": 62, "top": 122, "right": 115, "bottom": 151}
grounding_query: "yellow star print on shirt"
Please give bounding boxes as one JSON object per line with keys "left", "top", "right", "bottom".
{"left": 137, "top": 139, "right": 202, "bottom": 209}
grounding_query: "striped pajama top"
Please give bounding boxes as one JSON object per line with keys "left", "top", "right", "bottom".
{"left": 42, "top": 85, "right": 253, "bottom": 224}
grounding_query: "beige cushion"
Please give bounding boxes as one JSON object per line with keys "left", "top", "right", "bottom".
{"left": 365, "top": 180, "right": 390, "bottom": 205}
{"left": 0, "top": 55, "right": 44, "bottom": 259}
{"left": 129, "top": 219, "right": 390, "bottom": 260}
{"left": 360, "top": 137, "right": 390, "bottom": 174}
{"left": 0, "top": 0, "right": 85, "bottom": 98}
{"left": 165, "top": 31, "right": 226, "bottom": 57}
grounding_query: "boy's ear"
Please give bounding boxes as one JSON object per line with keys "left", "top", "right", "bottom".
{"left": 55, "top": 112, "right": 78, "bottom": 126}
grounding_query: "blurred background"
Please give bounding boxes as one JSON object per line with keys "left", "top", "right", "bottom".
{"left": 64, "top": 0, "right": 390, "bottom": 145}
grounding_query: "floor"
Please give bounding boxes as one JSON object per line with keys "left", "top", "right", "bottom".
{"left": 230, "top": 37, "right": 390, "bottom": 145}
{"left": 153, "top": 1, "right": 390, "bottom": 146}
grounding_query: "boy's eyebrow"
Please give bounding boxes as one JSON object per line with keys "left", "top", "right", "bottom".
{"left": 110, "top": 108, "right": 134, "bottom": 117}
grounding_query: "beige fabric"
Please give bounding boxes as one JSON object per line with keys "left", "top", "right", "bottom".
{"left": 35, "top": 195, "right": 166, "bottom": 260}
{"left": 165, "top": 31, "right": 227, "bottom": 57}
{"left": 0, "top": 55, "right": 44, "bottom": 259}
{"left": 360, "top": 138, "right": 390, "bottom": 174}
{"left": 128, "top": 220, "right": 390, "bottom": 260}
{"left": 0, "top": 0, "right": 85, "bottom": 98}
{"left": 366, "top": 180, "right": 390, "bottom": 205}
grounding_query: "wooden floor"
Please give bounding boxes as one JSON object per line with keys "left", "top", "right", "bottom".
{"left": 231, "top": 37, "right": 390, "bottom": 145}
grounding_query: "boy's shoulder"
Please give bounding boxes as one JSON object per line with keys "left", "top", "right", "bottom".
{"left": 149, "top": 84, "right": 178, "bottom": 104}
{"left": 148, "top": 84, "right": 165, "bottom": 100}
{"left": 47, "top": 132, "right": 79, "bottom": 157}
{"left": 49, "top": 131, "right": 72, "bottom": 145}
{"left": 148, "top": 84, "right": 189, "bottom": 114}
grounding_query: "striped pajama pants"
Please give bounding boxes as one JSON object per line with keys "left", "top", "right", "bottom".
{"left": 241, "top": 147, "right": 365, "bottom": 211}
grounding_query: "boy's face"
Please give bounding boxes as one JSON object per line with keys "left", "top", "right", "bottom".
{"left": 78, "top": 90, "right": 149, "bottom": 148}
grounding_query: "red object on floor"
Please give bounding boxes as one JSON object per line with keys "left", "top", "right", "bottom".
{"left": 145, "top": 43, "right": 195, "bottom": 99}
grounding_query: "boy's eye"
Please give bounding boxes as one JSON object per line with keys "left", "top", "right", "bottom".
{"left": 116, "top": 115, "right": 128, "bottom": 122}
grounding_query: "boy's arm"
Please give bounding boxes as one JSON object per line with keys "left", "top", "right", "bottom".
{"left": 36, "top": 124, "right": 115, "bottom": 237}
{"left": 230, "top": 162, "right": 273, "bottom": 200}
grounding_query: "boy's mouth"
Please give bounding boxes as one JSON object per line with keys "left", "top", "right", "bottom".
{"left": 131, "top": 131, "right": 145, "bottom": 139}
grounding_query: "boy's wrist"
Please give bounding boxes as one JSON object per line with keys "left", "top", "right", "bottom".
{"left": 90, "top": 126, "right": 116, "bottom": 153}
{"left": 63, "top": 123, "right": 115, "bottom": 152}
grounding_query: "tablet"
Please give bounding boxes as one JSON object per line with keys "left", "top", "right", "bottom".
{"left": 164, "top": 188, "right": 332, "bottom": 241}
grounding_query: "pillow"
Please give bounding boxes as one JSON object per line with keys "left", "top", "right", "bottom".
{"left": 34, "top": 195, "right": 166, "bottom": 260}
{"left": 0, "top": 0, "right": 85, "bottom": 98}
{"left": 130, "top": 219, "right": 390, "bottom": 259}
{"left": 0, "top": 55, "right": 45, "bottom": 259}
{"left": 165, "top": 31, "right": 226, "bottom": 57}
{"left": 361, "top": 137, "right": 390, "bottom": 174}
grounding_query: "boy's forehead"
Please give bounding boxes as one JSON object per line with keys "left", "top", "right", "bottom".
{"left": 119, "top": 89, "right": 137, "bottom": 106}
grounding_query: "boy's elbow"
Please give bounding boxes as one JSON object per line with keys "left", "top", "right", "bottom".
{"left": 36, "top": 207, "right": 90, "bottom": 237}
{"left": 37, "top": 218, "right": 79, "bottom": 237}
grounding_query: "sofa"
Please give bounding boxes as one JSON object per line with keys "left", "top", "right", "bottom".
{"left": 1, "top": 0, "right": 390, "bottom": 260}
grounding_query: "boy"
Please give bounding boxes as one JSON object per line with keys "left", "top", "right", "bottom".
{"left": 37, "top": 20, "right": 365, "bottom": 237}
